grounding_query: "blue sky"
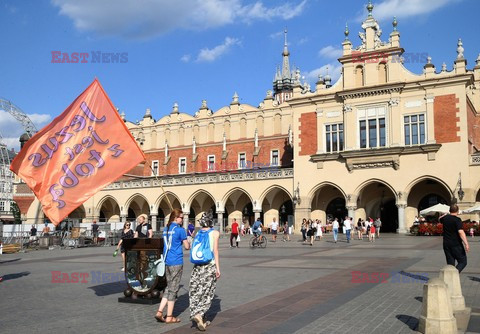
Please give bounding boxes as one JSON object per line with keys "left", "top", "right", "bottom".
{"left": 1, "top": 0, "right": 479, "bottom": 151}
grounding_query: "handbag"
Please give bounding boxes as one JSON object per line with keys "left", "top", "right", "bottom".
{"left": 155, "top": 225, "right": 176, "bottom": 277}
{"left": 236, "top": 235, "right": 241, "bottom": 242}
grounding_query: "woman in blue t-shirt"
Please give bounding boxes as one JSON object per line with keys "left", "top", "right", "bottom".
{"left": 155, "top": 208, "right": 190, "bottom": 324}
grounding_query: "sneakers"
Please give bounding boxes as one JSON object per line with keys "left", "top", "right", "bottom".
{"left": 121, "top": 267, "right": 125, "bottom": 272}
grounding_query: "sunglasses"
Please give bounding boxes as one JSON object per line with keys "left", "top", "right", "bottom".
{"left": 178, "top": 216, "right": 184, "bottom": 219}
{"left": 126, "top": 224, "right": 131, "bottom": 226}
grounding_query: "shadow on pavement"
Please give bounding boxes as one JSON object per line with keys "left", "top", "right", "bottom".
{"left": 398, "top": 271, "right": 429, "bottom": 282}
{"left": 88, "top": 281, "right": 127, "bottom": 296}
{"left": 396, "top": 314, "right": 418, "bottom": 330}
{"left": 205, "top": 295, "right": 222, "bottom": 322}
{"left": 468, "top": 276, "right": 480, "bottom": 282}
{"left": 414, "top": 296, "right": 423, "bottom": 303}
{"left": 1, "top": 271, "right": 30, "bottom": 282}
{"left": 0, "top": 258, "right": 21, "bottom": 264}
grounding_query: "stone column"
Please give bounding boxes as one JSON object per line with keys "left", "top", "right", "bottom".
{"left": 254, "top": 210, "right": 261, "bottom": 222}
{"left": 396, "top": 204, "right": 407, "bottom": 234}
{"left": 120, "top": 215, "right": 126, "bottom": 224}
{"left": 151, "top": 215, "right": 157, "bottom": 232}
{"left": 183, "top": 213, "right": 189, "bottom": 228}
{"left": 347, "top": 206, "right": 357, "bottom": 222}
{"left": 217, "top": 212, "right": 224, "bottom": 234}
{"left": 294, "top": 207, "right": 311, "bottom": 233}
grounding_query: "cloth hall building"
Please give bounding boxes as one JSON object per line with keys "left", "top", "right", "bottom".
{"left": 15, "top": 4, "right": 480, "bottom": 234}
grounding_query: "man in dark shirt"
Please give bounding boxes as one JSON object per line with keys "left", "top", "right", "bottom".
{"left": 440, "top": 204, "right": 469, "bottom": 272}
{"left": 92, "top": 221, "right": 99, "bottom": 244}
{"left": 134, "top": 215, "right": 153, "bottom": 238}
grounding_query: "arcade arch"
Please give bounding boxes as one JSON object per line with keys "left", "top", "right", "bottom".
{"left": 310, "top": 183, "right": 346, "bottom": 224}
{"left": 188, "top": 190, "right": 216, "bottom": 227}
{"left": 223, "top": 188, "right": 253, "bottom": 227}
{"left": 97, "top": 196, "right": 121, "bottom": 222}
{"left": 260, "top": 186, "right": 293, "bottom": 227}
{"left": 356, "top": 180, "right": 397, "bottom": 232}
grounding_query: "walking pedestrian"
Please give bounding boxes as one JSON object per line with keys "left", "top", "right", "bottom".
{"left": 332, "top": 218, "right": 339, "bottom": 243}
{"left": 230, "top": 218, "right": 239, "bottom": 248}
{"left": 369, "top": 224, "right": 376, "bottom": 242}
{"left": 282, "top": 222, "right": 290, "bottom": 242}
{"left": 92, "top": 220, "right": 99, "bottom": 244}
{"left": 301, "top": 218, "right": 307, "bottom": 242}
{"left": 155, "top": 209, "right": 191, "bottom": 323}
{"left": 374, "top": 217, "right": 382, "bottom": 238}
{"left": 344, "top": 216, "right": 352, "bottom": 243}
{"left": 270, "top": 217, "right": 279, "bottom": 242}
{"left": 187, "top": 220, "right": 195, "bottom": 244}
{"left": 189, "top": 211, "right": 221, "bottom": 331}
{"left": 115, "top": 221, "right": 134, "bottom": 271}
{"left": 315, "top": 219, "right": 323, "bottom": 240}
{"left": 356, "top": 218, "right": 363, "bottom": 240}
{"left": 440, "top": 204, "right": 469, "bottom": 273}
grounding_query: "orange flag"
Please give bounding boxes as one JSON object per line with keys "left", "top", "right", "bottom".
{"left": 10, "top": 79, "right": 145, "bottom": 225}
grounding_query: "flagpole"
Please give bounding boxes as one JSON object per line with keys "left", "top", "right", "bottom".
{"left": 148, "top": 164, "right": 174, "bottom": 212}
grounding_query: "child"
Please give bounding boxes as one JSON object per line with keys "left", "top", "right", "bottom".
{"left": 470, "top": 227, "right": 475, "bottom": 238}
{"left": 370, "top": 225, "right": 376, "bottom": 242}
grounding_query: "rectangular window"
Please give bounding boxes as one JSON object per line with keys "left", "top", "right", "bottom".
{"left": 151, "top": 160, "right": 159, "bottom": 176}
{"left": 178, "top": 158, "right": 187, "bottom": 174}
{"left": 271, "top": 150, "right": 279, "bottom": 166}
{"left": 0, "top": 201, "right": 4, "bottom": 212}
{"left": 325, "top": 123, "right": 344, "bottom": 152}
{"left": 358, "top": 106, "right": 387, "bottom": 148}
{"left": 238, "top": 153, "right": 246, "bottom": 169}
{"left": 404, "top": 114, "right": 426, "bottom": 145}
{"left": 207, "top": 155, "right": 216, "bottom": 171}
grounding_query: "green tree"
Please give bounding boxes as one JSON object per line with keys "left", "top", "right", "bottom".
{"left": 10, "top": 202, "right": 21, "bottom": 224}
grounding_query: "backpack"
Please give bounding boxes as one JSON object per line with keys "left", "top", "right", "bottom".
{"left": 190, "top": 229, "right": 214, "bottom": 265}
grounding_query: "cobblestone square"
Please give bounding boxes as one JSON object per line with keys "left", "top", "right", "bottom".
{"left": 1, "top": 234, "right": 479, "bottom": 333}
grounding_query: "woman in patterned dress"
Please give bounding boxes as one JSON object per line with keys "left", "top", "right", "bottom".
{"left": 189, "top": 211, "right": 221, "bottom": 331}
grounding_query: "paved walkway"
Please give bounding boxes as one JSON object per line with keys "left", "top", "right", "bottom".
{"left": 1, "top": 233, "right": 479, "bottom": 333}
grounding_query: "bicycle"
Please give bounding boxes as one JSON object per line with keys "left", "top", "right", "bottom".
{"left": 250, "top": 234, "right": 267, "bottom": 248}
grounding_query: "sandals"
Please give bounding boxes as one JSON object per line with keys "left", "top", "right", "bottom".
{"left": 165, "top": 315, "right": 181, "bottom": 324}
{"left": 192, "top": 314, "right": 206, "bottom": 331}
{"left": 154, "top": 311, "right": 165, "bottom": 323}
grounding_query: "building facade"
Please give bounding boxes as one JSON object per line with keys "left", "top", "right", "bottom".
{"left": 15, "top": 3, "right": 480, "bottom": 233}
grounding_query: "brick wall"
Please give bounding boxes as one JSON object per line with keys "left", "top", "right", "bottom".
{"left": 13, "top": 196, "right": 35, "bottom": 215}
{"left": 466, "top": 98, "right": 480, "bottom": 154}
{"left": 298, "top": 112, "right": 317, "bottom": 156}
{"left": 143, "top": 136, "right": 291, "bottom": 176}
{"left": 434, "top": 94, "right": 460, "bottom": 143}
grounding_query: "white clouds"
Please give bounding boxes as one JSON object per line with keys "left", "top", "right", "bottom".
{"left": 196, "top": 37, "right": 240, "bottom": 62}
{"left": 303, "top": 64, "right": 342, "bottom": 85}
{"left": 51, "top": 0, "right": 307, "bottom": 40}
{"left": 318, "top": 45, "right": 343, "bottom": 59}
{"left": 0, "top": 111, "right": 51, "bottom": 151}
{"left": 366, "top": 0, "right": 460, "bottom": 21}
{"left": 180, "top": 54, "right": 191, "bottom": 63}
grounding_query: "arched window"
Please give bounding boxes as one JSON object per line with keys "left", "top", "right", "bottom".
{"left": 274, "top": 114, "right": 282, "bottom": 135}
{"left": 151, "top": 130, "right": 157, "bottom": 149}
{"left": 355, "top": 65, "right": 364, "bottom": 87}
{"left": 208, "top": 122, "right": 215, "bottom": 142}
{"left": 240, "top": 118, "right": 247, "bottom": 138}
{"left": 178, "top": 126, "right": 184, "bottom": 146}
{"left": 224, "top": 120, "right": 231, "bottom": 139}
{"left": 256, "top": 116, "right": 264, "bottom": 136}
{"left": 378, "top": 62, "right": 387, "bottom": 84}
